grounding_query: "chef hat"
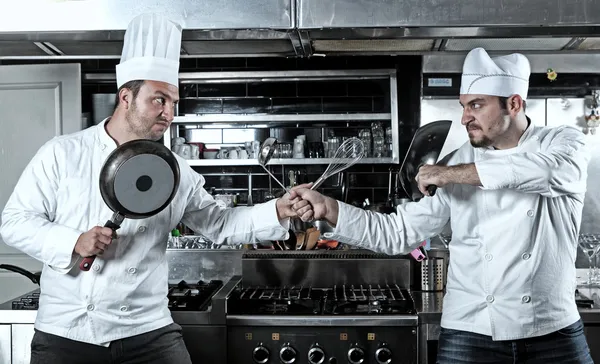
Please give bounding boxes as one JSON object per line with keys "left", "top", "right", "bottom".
{"left": 116, "top": 13, "right": 182, "bottom": 89}
{"left": 460, "top": 47, "right": 530, "bottom": 100}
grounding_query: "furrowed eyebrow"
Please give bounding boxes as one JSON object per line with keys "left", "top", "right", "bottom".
{"left": 461, "top": 98, "right": 486, "bottom": 107}
{"left": 153, "top": 91, "right": 179, "bottom": 102}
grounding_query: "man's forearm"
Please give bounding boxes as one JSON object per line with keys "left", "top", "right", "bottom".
{"left": 444, "top": 163, "right": 482, "bottom": 187}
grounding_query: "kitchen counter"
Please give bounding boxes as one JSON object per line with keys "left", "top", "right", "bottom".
{"left": 3, "top": 287, "right": 600, "bottom": 326}
{"left": 413, "top": 290, "right": 600, "bottom": 324}
{"left": 413, "top": 284, "right": 600, "bottom": 325}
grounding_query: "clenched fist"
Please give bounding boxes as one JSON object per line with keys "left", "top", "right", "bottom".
{"left": 74, "top": 226, "right": 115, "bottom": 257}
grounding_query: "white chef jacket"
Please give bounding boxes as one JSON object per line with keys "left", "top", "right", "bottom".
{"left": 330, "top": 123, "right": 590, "bottom": 341}
{"left": 0, "top": 119, "right": 289, "bottom": 346}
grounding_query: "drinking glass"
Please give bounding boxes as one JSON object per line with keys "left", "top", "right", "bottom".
{"left": 578, "top": 234, "right": 600, "bottom": 285}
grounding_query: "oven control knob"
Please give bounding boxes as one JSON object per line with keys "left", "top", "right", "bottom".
{"left": 280, "top": 344, "right": 297, "bottom": 364}
{"left": 308, "top": 344, "right": 326, "bottom": 364}
{"left": 252, "top": 344, "right": 270, "bottom": 364}
{"left": 375, "top": 346, "right": 392, "bottom": 364}
{"left": 347, "top": 346, "right": 365, "bottom": 364}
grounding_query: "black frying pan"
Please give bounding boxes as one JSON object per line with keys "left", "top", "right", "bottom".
{"left": 400, "top": 120, "right": 452, "bottom": 201}
{"left": 79, "top": 139, "right": 180, "bottom": 271}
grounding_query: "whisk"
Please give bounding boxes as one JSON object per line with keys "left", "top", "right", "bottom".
{"left": 311, "top": 137, "right": 365, "bottom": 190}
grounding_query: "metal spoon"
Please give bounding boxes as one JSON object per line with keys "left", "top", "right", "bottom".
{"left": 257, "top": 138, "right": 289, "bottom": 193}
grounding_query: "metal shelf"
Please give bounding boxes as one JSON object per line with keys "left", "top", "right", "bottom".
{"left": 163, "top": 68, "right": 401, "bottom": 165}
{"left": 173, "top": 113, "right": 392, "bottom": 124}
{"left": 186, "top": 158, "right": 394, "bottom": 166}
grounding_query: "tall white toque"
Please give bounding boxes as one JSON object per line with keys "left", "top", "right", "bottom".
{"left": 115, "top": 13, "right": 182, "bottom": 89}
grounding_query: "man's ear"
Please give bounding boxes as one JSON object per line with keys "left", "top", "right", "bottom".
{"left": 118, "top": 88, "right": 132, "bottom": 109}
{"left": 507, "top": 94, "right": 524, "bottom": 116}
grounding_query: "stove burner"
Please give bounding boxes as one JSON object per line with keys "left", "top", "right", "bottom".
{"left": 167, "top": 280, "right": 223, "bottom": 311}
{"left": 230, "top": 286, "right": 321, "bottom": 315}
{"left": 10, "top": 281, "right": 223, "bottom": 311}
{"left": 326, "top": 284, "right": 414, "bottom": 315}
{"left": 12, "top": 292, "right": 39, "bottom": 310}
{"left": 228, "top": 284, "right": 415, "bottom": 315}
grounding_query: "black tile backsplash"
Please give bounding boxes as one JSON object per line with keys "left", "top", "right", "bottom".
{"left": 298, "top": 81, "right": 348, "bottom": 97}
{"left": 1, "top": 55, "right": 421, "bottom": 203}
{"left": 322, "top": 97, "right": 374, "bottom": 112}
{"left": 194, "top": 58, "right": 248, "bottom": 69}
{"left": 347, "top": 79, "right": 388, "bottom": 97}
{"left": 271, "top": 97, "right": 323, "bottom": 113}
{"left": 222, "top": 97, "right": 271, "bottom": 114}
{"left": 248, "top": 82, "right": 297, "bottom": 97}
{"left": 198, "top": 83, "right": 246, "bottom": 97}
{"left": 245, "top": 57, "right": 299, "bottom": 70}
{"left": 179, "top": 99, "right": 223, "bottom": 114}
{"left": 182, "top": 84, "right": 198, "bottom": 98}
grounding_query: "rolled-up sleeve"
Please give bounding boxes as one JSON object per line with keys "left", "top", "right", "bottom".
{"left": 475, "top": 126, "right": 590, "bottom": 197}
{"left": 1, "top": 141, "right": 82, "bottom": 271}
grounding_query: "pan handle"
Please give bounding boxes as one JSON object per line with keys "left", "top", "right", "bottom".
{"left": 416, "top": 163, "right": 438, "bottom": 197}
{"left": 426, "top": 185, "right": 437, "bottom": 196}
{"left": 79, "top": 219, "right": 122, "bottom": 271}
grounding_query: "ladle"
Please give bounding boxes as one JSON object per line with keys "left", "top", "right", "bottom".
{"left": 257, "top": 137, "right": 289, "bottom": 193}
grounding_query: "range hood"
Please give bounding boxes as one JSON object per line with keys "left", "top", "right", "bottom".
{"left": 2, "top": 0, "right": 600, "bottom": 59}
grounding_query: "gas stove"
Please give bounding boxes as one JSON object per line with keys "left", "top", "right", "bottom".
{"left": 226, "top": 251, "right": 419, "bottom": 364}
{"left": 227, "top": 283, "right": 416, "bottom": 316}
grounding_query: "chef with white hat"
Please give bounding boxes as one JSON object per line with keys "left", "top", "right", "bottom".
{"left": 1, "top": 13, "right": 302, "bottom": 364}
{"left": 288, "top": 47, "right": 593, "bottom": 363}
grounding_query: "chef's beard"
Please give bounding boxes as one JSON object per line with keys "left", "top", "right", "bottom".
{"left": 125, "top": 100, "right": 164, "bottom": 141}
{"left": 469, "top": 130, "right": 493, "bottom": 148}
{"left": 468, "top": 112, "right": 507, "bottom": 148}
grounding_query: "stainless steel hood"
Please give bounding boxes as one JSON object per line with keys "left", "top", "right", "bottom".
{"left": 2, "top": 0, "right": 600, "bottom": 59}
{"left": 0, "top": 0, "right": 297, "bottom": 58}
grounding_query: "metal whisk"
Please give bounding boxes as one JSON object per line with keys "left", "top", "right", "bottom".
{"left": 311, "top": 137, "right": 365, "bottom": 190}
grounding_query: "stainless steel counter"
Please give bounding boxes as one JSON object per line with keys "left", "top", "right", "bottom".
{"left": 413, "top": 291, "right": 444, "bottom": 324}
{"left": 412, "top": 289, "right": 600, "bottom": 326}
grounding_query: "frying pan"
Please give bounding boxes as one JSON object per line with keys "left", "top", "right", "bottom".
{"left": 79, "top": 139, "right": 180, "bottom": 271}
{"left": 400, "top": 120, "right": 452, "bottom": 201}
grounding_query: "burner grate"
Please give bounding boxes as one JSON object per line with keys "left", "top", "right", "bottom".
{"left": 332, "top": 284, "right": 407, "bottom": 302}
{"left": 167, "top": 280, "right": 223, "bottom": 311}
{"left": 239, "top": 286, "right": 315, "bottom": 301}
{"left": 12, "top": 292, "right": 39, "bottom": 310}
{"left": 230, "top": 285, "right": 324, "bottom": 315}
{"left": 227, "top": 283, "right": 416, "bottom": 316}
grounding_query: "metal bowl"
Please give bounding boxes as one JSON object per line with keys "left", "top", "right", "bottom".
{"left": 312, "top": 219, "right": 335, "bottom": 236}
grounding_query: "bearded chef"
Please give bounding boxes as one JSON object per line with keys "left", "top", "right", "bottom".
{"left": 1, "top": 13, "right": 300, "bottom": 364}
{"left": 289, "top": 47, "right": 593, "bottom": 363}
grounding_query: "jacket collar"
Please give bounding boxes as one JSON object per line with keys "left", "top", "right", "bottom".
{"left": 96, "top": 117, "right": 119, "bottom": 152}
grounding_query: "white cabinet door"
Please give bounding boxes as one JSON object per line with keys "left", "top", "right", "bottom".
{"left": 11, "top": 324, "right": 34, "bottom": 364}
{"left": 0, "top": 325, "right": 10, "bottom": 364}
{"left": 0, "top": 64, "right": 82, "bottom": 301}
